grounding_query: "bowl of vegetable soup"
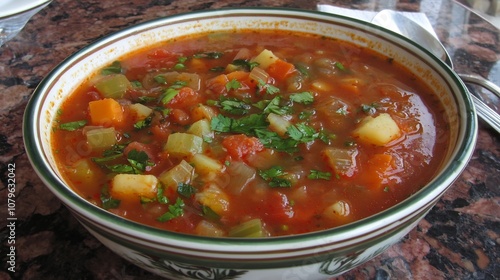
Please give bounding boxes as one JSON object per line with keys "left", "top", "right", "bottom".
{"left": 23, "top": 8, "right": 477, "bottom": 279}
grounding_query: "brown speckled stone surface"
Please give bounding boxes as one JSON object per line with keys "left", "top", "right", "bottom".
{"left": 1, "top": 0, "right": 499, "bottom": 279}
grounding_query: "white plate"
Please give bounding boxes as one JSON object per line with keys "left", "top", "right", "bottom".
{"left": 0, "top": 0, "right": 51, "bottom": 18}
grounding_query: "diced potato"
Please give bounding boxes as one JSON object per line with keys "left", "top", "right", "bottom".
{"left": 158, "top": 160, "right": 194, "bottom": 189}
{"left": 195, "top": 183, "right": 229, "bottom": 215}
{"left": 195, "top": 220, "right": 225, "bottom": 237}
{"left": 323, "top": 200, "right": 351, "bottom": 220}
{"left": 187, "top": 119, "right": 213, "bottom": 139}
{"left": 129, "top": 103, "right": 153, "bottom": 120}
{"left": 110, "top": 174, "right": 158, "bottom": 200}
{"left": 164, "top": 133, "right": 203, "bottom": 158}
{"left": 251, "top": 49, "right": 279, "bottom": 69}
{"left": 85, "top": 127, "right": 116, "bottom": 149}
{"left": 353, "top": 113, "right": 401, "bottom": 146}
{"left": 191, "top": 153, "right": 223, "bottom": 175}
{"left": 267, "top": 113, "right": 292, "bottom": 137}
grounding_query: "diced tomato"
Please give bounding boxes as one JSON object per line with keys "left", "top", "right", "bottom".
{"left": 206, "top": 74, "right": 229, "bottom": 95}
{"left": 222, "top": 134, "right": 265, "bottom": 159}
{"left": 150, "top": 123, "right": 171, "bottom": 141}
{"left": 124, "top": 141, "right": 157, "bottom": 163}
{"left": 169, "top": 108, "right": 191, "bottom": 125}
{"left": 266, "top": 59, "right": 296, "bottom": 82}
{"left": 358, "top": 154, "right": 394, "bottom": 189}
{"left": 168, "top": 87, "right": 202, "bottom": 109}
{"left": 260, "top": 192, "right": 294, "bottom": 224}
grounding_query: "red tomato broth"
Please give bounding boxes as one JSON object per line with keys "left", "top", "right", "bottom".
{"left": 51, "top": 30, "right": 450, "bottom": 237}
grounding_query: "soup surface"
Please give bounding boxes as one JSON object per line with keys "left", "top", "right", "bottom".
{"left": 52, "top": 30, "right": 450, "bottom": 237}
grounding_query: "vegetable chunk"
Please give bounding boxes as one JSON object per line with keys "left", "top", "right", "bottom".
{"left": 353, "top": 113, "right": 401, "bottom": 146}
{"left": 164, "top": 133, "right": 204, "bottom": 158}
{"left": 111, "top": 174, "right": 158, "bottom": 200}
{"left": 88, "top": 98, "right": 124, "bottom": 126}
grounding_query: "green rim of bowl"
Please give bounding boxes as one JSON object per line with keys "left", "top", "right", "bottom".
{"left": 23, "top": 7, "right": 477, "bottom": 249}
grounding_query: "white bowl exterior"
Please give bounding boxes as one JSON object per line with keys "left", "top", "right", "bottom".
{"left": 25, "top": 8, "right": 476, "bottom": 279}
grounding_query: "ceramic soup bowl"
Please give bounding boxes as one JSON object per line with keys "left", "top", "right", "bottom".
{"left": 23, "top": 8, "right": 477, "bottom": 280}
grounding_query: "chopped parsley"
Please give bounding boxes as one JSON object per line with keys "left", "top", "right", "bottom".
{"left": 289, "top": 92, "right": 314, "bottom": 105}
{"left": 258, "top": 166, "right": 292, "bottom": 188}
{"left": 193, "top": 51, "right": 223, "bottom": 59}
{"left": 157, "top": 197, "right": 185, "bottom": 222}
{"left": 308, "top": 170, "right": 332, "bottom": 180}
{"left": 100, "top": 186, "right": 120, "bottom": 209}
{"left": 225, "top": 79, "right": 241, "bottom": 91}
{"left": 177, "top": 183, "right": 197, "bottom": 198}
{"left": 101, "top": 61, "right": 122, "bottom": 75}
{"left": 59, "top": 120, "right": 87, "bottom": 131}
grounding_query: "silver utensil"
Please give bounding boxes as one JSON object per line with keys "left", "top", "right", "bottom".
{"left": 371, "top": 9, "right": 500, "bottom": 133}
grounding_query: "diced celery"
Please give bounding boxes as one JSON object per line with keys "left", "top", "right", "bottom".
{"left": 321, "top": 147, "right": 358, "bottom": 177}
{"left": 187, "top": 119, "right": 213, "bottom": 139}
{"left": 156, "top": 72, "right": 201, "bottom": 90}
{"left": 164, "top": 133, "right": 203, "bottom": 158}
{"left": 195, "top": 220, "right": 225, "bottom": 237}
{"left": 251, "top": 49, "right": 279, "bottom": 69}
{"left": 191, "top": 153, "right": 223, "bottom": 175}
{"left": 267, "top": 113, "right": 292, "bottom": 137}
{"left": 353, "top": 113, "right": 401, "bottom": 146}
{"left": 94, "top": 74, "right": 131, "bottom": 98}
{"left": 110, "top": 174, "right": 158, "bottom": 200}
{"left": 158, "top": 160, "right": 194, "bottom": 189}
{"left": 85, "top": 127, "right": 117, "bottom": 149}
{"left": 228, "top": 219, "right": 264, "bottom": 237}
{"left": 195, "top": 184, "right": 229, "bottom": 215}
{"left": 129, "top": 103, "right": 153, "bottom": 120}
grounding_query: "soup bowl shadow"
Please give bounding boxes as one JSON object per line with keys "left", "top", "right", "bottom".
{"left": 23, "top": 8, "right": 477, "bottom": 280}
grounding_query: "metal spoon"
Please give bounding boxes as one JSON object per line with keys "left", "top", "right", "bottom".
{"left": 371, "top": 9, "right": 500, "bottom": 133}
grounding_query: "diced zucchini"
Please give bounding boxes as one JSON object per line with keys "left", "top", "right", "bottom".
{"left": 195, "top": 220, "right": 225, "bottom": 237}
{"left": 85, "top": 127, "right": 117, "bottom": 149}
{"left": 164, "top": 133, "right": 203, "bottom": 158}
{"left": 94, "top": 74, "right": 131, "bottom": 98}
{"left": 129, "top": 103, "right": 153, "bottom": 120}
{"left": 191, "top": 154, "right": 223, "bottom": 175}
{"left": 187, "top": 119, "right": 213, "bottom": 139}
{"left": 195, "top": 184, "right": 229, "bottom": 215}
{"left": 110, "top": 174, "right": 158, "bottom": 200}
{"left": 251, "top": 49, "right": 279, "bottom": 69}
{"left": 267, "top": 113, "right": 292, "bottom": 137}
{"left": 158, "top": 160, "right": 194, "bottom": 189}
{"left": 353, "top": 113, "right": 401, "bottom": 146}
{"left": 228, "top": 218, "right": 264, "bottom": 237}
{"left": 321, "top": 147, "right": 358, "bottom": 177}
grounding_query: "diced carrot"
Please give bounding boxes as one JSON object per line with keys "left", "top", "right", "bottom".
{"left": 359, "top": 153, "right": 393, "bottom": 189}
{"left": 88, "top": 98, "right": 124, "bottom": 127}
{"left": 222, "top": 134, "right": 264, "bottom": 159}
{"left": 266, "top": 59, "right": 296, "bottom": 82}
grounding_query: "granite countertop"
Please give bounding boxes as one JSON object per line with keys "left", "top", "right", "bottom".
{"left": 0, "top": 0, "right": 499, "bottom": 279}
